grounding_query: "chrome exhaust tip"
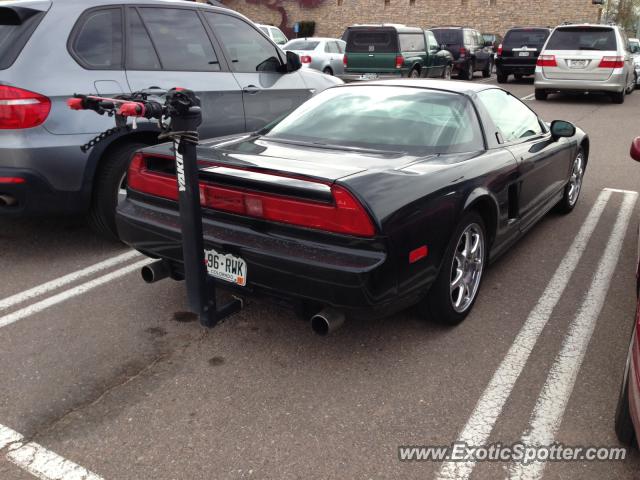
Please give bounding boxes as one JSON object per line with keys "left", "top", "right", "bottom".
{"left": 310, "top": 307, "right": 345, "bottom": 336}
{"left": 141, "top": 260, "right": 171, "bottom": 284}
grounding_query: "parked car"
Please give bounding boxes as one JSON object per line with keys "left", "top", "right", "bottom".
{"left": 534, "top": 24, "right": 636, "bottom": 103}
{"left": 283, "top": 38, "right": 346, "bottom": 76}
{"left": 256, "top": 24, "right": 288, "bottom": 46}
{"left": 629, "top": 38, "right": 640, "bottom": 88}
{"left": 615, "top": 136, "right": 640, "bottom": 446}
{"left": 482, "top": 32, "right": 503, "bottom": 58}
{"left": 431, "top": 26, "right": 493, "bottom": 80}
{"left": 116, "top": 81, "right": 587, "bottom": 331}
{"left": 0, "top": 0, "right": 339, "bottom": 240}
{"left": 495, "top": 27, "right": 551, "bottom": 83}
{"left": 341, "top": 25, "right": 453, "bottom": 81}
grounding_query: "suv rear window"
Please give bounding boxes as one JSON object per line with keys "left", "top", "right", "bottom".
{"left": 546, "top": 27, "right": 617, "bottom": 51}
{"left": 0, "top": 7, "right": 46, "bottom": 70}
{"left": 346, "top": 29, "right": 398, "bottom": 53}
{"left": 503, "top": 29, "right": 549, "bottom": 47}
{"left": 431, "top": 29, "right": 462, "bottom": 46}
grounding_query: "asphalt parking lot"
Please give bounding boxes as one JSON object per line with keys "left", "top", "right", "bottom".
{"left": 2, "top": 74, "right": 640, "bottom": 480}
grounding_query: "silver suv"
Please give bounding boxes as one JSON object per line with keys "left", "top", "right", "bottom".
{"left": 0, "top": 0, "right": 339, "bottom": 239}
{"left": 534, "top": 24, "right": 635, "bottom": 103}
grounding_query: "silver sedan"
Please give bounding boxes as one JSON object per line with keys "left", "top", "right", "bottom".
{"left": 284, "top": 38, "right": 346, "bottom": 76}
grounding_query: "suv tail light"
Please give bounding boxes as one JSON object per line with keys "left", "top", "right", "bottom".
{"left": 343, "top": 54, "right": 347, "bottom": 68}
{"left": 459, "top": 47, "right": 467, "bottom": 58}
{"left": 536, "top": 54, "right": 557, "bottom": 67}
{"left": 300, "top": 55, "right": 312, "bottom": 64}
{"left": 599, "top": 56, "right": 624, "bottom": 68}
{"left": 395, "top": 55, "right": 404, "bottom": 69}
{"left": 497, "top": 44, "right": 503, "bottom": 57}
{"left": 128, "top": 153, "right": 376, "bottom": 238}
{"left": 0, "top": 86, "right": 51, "bottom": 129}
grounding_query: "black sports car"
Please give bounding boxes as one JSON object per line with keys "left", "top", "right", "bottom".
{"left": 116, "top": 80, "right": 588, "bottom": 332}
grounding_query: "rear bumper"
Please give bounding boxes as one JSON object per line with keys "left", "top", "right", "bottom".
{"left": 495, "top": 58, "right": 536, "bottom": 75}
{"left": 534, "top": 69, "right": 627, "bottom": 92}
{"left": 116, "top": 197, "right": 416, "bottom": 315}
{"left": 338, "top": 72, "right": 404, "bottom": 82}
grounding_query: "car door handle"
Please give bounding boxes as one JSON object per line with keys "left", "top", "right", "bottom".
{"left": 242, "top": 85, "right": 261, "bottom": 95}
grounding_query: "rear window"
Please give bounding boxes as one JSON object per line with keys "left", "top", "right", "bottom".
{"left": 0, "top": 7, "right": 46, "bottom": 70}
{"left": 284, "top": 40, "right": 319, "bottom": 51}
{"left": 431, "top": 29, "right": 462, "bottom": 46}
{"left": 265, "top": 85, "right": 484, "bottom": 155}
{"left": 503, "top": 29, "right": 549, "bottom": 47}
{"left": 546, "top": 27, "right": 617, "bottom": 51}
{"left": 346, "top": 29, "right": 398, "bottom": 53}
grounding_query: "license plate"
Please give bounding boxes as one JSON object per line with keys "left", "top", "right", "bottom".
{"left": 360, "top": 73, "right": 378, "bottom": 80}
{"left": 204, "top": 248, "right": 247, "bottom": 287}
{"left": 569, "top": 59, "right": 587, "bottom": 69}
{"left": 518, "top": 51, "right": 530, "bottom": 57}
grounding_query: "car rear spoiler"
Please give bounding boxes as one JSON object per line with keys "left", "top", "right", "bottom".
{"left": 0, "top": 1, "right": 51, "bottom": 24}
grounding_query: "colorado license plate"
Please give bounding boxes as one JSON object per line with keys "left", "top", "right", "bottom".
{"left": 569, "top": 59, "right": 587, "bottom": 68}
{"left": 360, "top": 73, "right": 378, "bottom": 80}
{"left": 518, "top": 51, "right": 530, "bottom": 57}
{"left": 204, "top": 248, "right": 247, "bottom": 286}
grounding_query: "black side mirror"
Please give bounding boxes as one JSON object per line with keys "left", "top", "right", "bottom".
{"left": 285, "top": 50, "right": 302, "bottom": 72}
{"left": 550, "top": 120, "right": 576, "bottom": 140}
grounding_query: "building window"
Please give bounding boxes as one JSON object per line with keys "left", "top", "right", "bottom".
{"left": 410, "top": 0, "right": 416, "bottom": 5}
{"left": 461, "top": 0, "right": 468, "bottom": 4}
{"left": 489, "top": 0, "right": 496, "bottom": 5}
{"left": 337, "top": 0, "right": 343, "bottom": 5}
{"left": 384, "top": 0, "right": 390, "bottom": 6}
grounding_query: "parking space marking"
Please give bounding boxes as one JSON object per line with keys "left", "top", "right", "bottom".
{"left": 604, "top": 187, "right": 639, "bottom": 195}
{"left": 437, "top": 189, "right": 612, "bottom": 480}
{"left": 0, "top": 250, "right": 140, "bottom": 312}
{"left": 509, "top": 191, "right": 638, "bottom": 480}
{"left": 520, "top": 93, "right": 536, "bottom": 101}
{"left": 0, "top": 258, "right": 152, "bottom": 329}
{"left": 0, "top": 424, "right": 103, "bottom": 480}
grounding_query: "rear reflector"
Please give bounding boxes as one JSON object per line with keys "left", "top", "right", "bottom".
{"left": 127, "top": 153, "right": 376, "bottom": 237}
{"left": 0, "top": 176, "right": 25, "bottom": 184}
{"left": 343, "top": 54, "right": 347, "bottom": 68}
{"left": 300, "top": 55, "right": 312, "bottom": 64}
{"left": 599, "top": 56, "right": 624, "bottom": 68}
{"left": 409, "top": 245, "right": 428, "bottom": 264}
{"left": 395, "top": 55, "right": 404, "bottom": 69}
{"left": 0, "top": 86, "right": 50, "bottom": 129}
{"left": 459, "top": 47, "right": 467, "bottom": 58}
{"left": 497, "top": 44, "right": 503, "bottom": 57}
{"left": 536, "top": 54, "right": 557, "bottom": 67}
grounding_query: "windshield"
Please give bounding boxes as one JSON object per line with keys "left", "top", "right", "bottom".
{"left": 264, "top": 86, "right": 484, "bottom": 155}
{"left": 546, "top": 27, "right": 617, "bottom": 51}
{"left": 503, "top": 29, "right": 549, "bottom": 47}
{"left": 284, "top": 40, "right": 319, "bottom": 51}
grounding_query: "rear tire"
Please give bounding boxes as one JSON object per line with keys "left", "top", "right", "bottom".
{"left": 409, "top": 67, "right": 420, "bottom": 78}
{"left": 422, "top": 211, "right": 486, "bottom": 325}
{"left": 496, "top": 70, "right": 508, "bottom": 83}
{"left": 627, "top": 73, "right": 637, "bottom": 94}
{"left": 534, "top": 89, "right": 547, "bottom": 100}
{"left": 88, "top": 141, "right": 149, "bottom": 241}
{"left": 442, "top": 64, "right": 452, "bottom": 80}
{"left": 615, "top": 329, "right": 637, "bottom": 445}
{"left": 322, "top": 67, "right": 333, "bottom": 76}
{"left": 611, "top": 90, "right": 625, "bottom": 104}
{"left": 514, "top": 73, "right": 523, "bottom": 81}
{"left": 459, "top": 61, "right": 473, "bottom": 80}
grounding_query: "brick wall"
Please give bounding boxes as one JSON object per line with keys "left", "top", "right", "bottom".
{"left": 222, "top": 0, "right": 601, "bottom": 38}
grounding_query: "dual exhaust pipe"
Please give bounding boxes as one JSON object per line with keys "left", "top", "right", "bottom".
{"left": 141, "top": 260, "right": 346, "bottom": 335}
{"left": 0, "top": 195, "right": 17, "bottom": 207}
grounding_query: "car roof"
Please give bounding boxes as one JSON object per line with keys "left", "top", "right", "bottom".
{"left": 342, "top": 79, "right": 497, "bottom": 95}
{"left": 286, "top": 37, "right": 344, "bottom": 42}
{"left": 27, "top": 0, "right": 233, "bottom": 9}
{"left": 346, "top": 24, "right": 423, "bottom": 33}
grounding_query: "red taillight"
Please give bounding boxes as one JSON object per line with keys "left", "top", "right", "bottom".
{"left": 497, "top": 44, "right": 503, "bottom": 57}
{"left": 128, "top": 154, "right": 376, "bottom": 237}
{"left": 0, "top": 86, "right": 51, "bottom": 129}
{"left": 395, "top": 55, "right": 404, "bottom": 69}
{"left": 343, "top": 54, "right": 347, "bottom": 68}
{"left": 459, "top": 47, "right": 467, "bottom": 58}
{"left": 599, "top": 56, "right": 624, "bottom": 68}
{"left": 300, "top": 55, "right": 312, "bottom": 64}
{"left": 0, "top": 177, "right": 25, "bottom": 184}
{"left": 536, "top": 54, "right": 557, "bottom": 67}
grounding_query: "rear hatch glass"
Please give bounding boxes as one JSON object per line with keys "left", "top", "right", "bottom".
{"left": 431, "top": 29, "right": 463, "bottom": 59}
{"left": 0, "top": 3, "right": 49, "bottom": 69}
{"left": 546, "top": 27, "right": 616, "bottom": 51}
{"left": 502, "top": 29, "right": 549, "bottom": 60}
{"left": 284, "top": 40, "right": 319, "bottom": 51}
{"left": 346, "top": 29, "right": 398, "bottom": 53}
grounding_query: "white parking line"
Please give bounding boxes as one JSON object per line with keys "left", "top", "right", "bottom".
{"left": 0, "top": 424, "right": 104, "bottom": 480}
{"left": 520, "top": 93, "right": 535, "bottom": 101}
{"left": 0, "top": 250, "right": 140, "bottom": 312}
{"left": 509, "top": 191, "right": 638, "bottom": 480}
{"left": 0, "top": 258, "right": 152, "bottom": 329}
{"left": 437, "top": 189, "right": 612, "bottom": 480}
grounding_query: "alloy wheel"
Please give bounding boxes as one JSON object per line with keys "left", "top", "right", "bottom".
{"left": 567, "top": 151, "right": 584, "bottom": 206}
{"left": 449, "top": 223, "right": 485, "bottom": 313}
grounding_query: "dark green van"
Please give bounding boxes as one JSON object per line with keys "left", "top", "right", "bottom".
{"left": 340, "top": 24, "right": 453, "bottom": 81}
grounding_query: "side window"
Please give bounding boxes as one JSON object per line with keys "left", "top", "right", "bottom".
{"left": 329, "top": 41, "right": 341, "bottom": 53}
{"left": 426, "top": 31, "right": 438, "bottom": 51}
{"left": 205, "top": 13, "right": 282, "bottom": 73}
{"left": 337, "top": 40, "right": 346, "bottom": 53}
{"left": 463, "top": 30, "right": 473, "bottom": 47}
{"left": 399, "top": 33, "right": 425, "bottom": 52}
{"left": 271, "top": 28, "right": 287, "bottom": 45}
{"left": 477, "top": 89, "right": 543, "bottom": 143}
{"left": 126, "top": 8, "right": 161, "bottom": 70}
{"left": 324, "top": 42, "right": 332, "bottom": 53}
{"left": 71, "top": 8, "right": 123, "bottom": 69}
{"left": 138, "top": 8, "right": 220, "bottom": 71}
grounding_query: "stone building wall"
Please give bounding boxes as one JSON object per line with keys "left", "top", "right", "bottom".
{"left": 222, "top": 0, "right": 601, "bottom": 38}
